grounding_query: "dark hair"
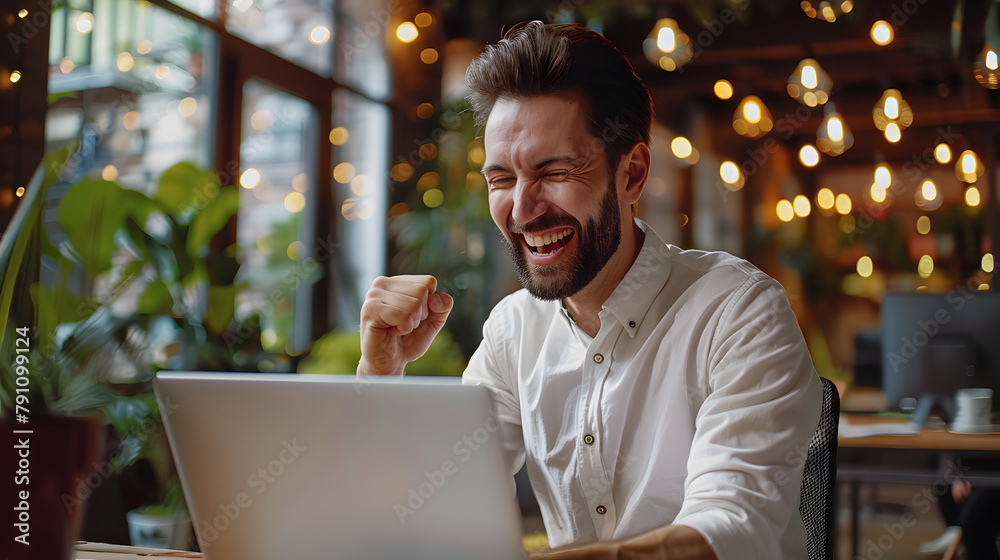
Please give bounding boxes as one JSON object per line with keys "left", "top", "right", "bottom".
{"left": 465, "top": 21, "right": 653, "bottom": 175}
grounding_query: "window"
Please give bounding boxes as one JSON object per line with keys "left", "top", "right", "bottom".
{"left": 34, "top": 0, "right": 393, "bottom": 366}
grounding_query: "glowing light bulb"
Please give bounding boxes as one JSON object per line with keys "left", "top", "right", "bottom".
{"left": 713, "top": 80, "right": 733, "bottom": 100}
{"left": 874, "top": 165, "right": 891, "bottom": 188}
{"left": 828, "top": 117, "right": 844, "bottom": 142}
{"left": 884, "top": 122, "right": 901, "bottom": 143}
{"left": 799, "top": 145, "right": 819, "bottom": 167}
{"left": 657, "top": 27, "right": 676, "bottom": 53}
{"left": 871, "top": 183, "right": 887, "bottom": 203}
{"left": 802, "top": 65, "right": 818, "bottom": 89}
{"left": 857, "top": 256, "right": 874, "bottom": 278}
{"left": 884, "top": 96, "right": 899, "bottom": 120}
{"left": 817, "top": 188, "right": 835, "bottom": 210}
{"left": 776, "top": 200, "right": 794, "bottom": 222}
{"left": 240, "top": 168, "right": 261, "bottom": 189}
{"left": 835, "top": 193, "right": 852, "bottom": 214}
{"left": 916, "top": 216, "right": 931, "bottom": 234}
{"left": 917, "top": 255, "right": 934, "bottom": 278}
{"left": 934, "top": 143, "right": 952, "bottom": 164}
{"left": 965, "top": 186, "right": 981, "bottom": 206}
{"left": 720, "top": 161, "right": 741, "bottom": 183}
{"left": 962, "top": 152, "right": 977, "bottom": 174}
{"left": 671, "top": 137, "right": 692, "bottom": 159}
{"left": 988, "top": 50, "right": 999, "bottom": 71}
{"left": 309, "top": 26, "right": 330, "bottom": 45}
{"left": 871, "top": 20, "right": 893, "bottom": 46}
{"left": 921, "top": 180, "right": 937, "bottom": 201}
{"left": 793, "top": 195, "right": 811, "bottom": 217}
{"left": 396, "top": 22, "right": 418, "bottom": 43}
{"left": 743, "top": 100, "right": 761, "bottom": 124}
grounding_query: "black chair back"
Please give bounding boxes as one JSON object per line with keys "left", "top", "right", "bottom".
{"left": 799, "top": 377, "right": 840, "bottom": 560}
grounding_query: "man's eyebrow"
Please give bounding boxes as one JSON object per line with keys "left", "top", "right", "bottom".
{"left": 481, "top": 163, "right": 508, "bottom": 175}
{"left": 481, "top": 156, "right": 584, "bottom": 176}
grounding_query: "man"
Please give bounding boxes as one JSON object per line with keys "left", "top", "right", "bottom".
{"left": 358, "top": 21, "right": 821, "bottom": 560}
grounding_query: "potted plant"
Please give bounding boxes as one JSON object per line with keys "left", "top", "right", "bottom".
{"left": 2, "top": 150, "right": 249, "bottom": 553}
{"left": 0, "top": 146, "right": 116, "bottom": 560}
{"left": 48, "top": 160, "right": 243, "bottom": 548}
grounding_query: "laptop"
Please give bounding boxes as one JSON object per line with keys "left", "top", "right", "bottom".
{"left": 153, "top": 372, "right": 526, "bottom": 559}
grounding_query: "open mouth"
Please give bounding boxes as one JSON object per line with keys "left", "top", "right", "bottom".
{"left": 522, "top": 227, "right": 574, "bottom": 257}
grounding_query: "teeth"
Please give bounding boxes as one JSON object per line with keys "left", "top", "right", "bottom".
{"left": 523, "top": 228, "right": 572, "bottom": 249}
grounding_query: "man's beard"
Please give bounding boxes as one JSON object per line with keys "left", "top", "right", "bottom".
{"left": 501, "top": 181, "right": 622, "bottom": 301}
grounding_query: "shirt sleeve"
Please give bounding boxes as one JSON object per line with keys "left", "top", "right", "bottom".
{"left": 671, "top": 274, "right": 823, "bottom": 560}
{"left": 462, "top": 304, "right": 527, "bottom": 478}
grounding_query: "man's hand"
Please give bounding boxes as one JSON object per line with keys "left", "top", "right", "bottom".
{"left": 529, "top": 525, "right": 717, "bottom": 560}
{"left": 357, "top": 275, "right": 454, "bottom": 376}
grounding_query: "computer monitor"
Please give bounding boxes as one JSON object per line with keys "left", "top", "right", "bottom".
{"left": 881, "top": 291, "right": 1000, "bottom": 422}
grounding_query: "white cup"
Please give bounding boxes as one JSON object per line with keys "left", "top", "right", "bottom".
{"left": 952, "top": 388, "right": 993, "bottom": 432}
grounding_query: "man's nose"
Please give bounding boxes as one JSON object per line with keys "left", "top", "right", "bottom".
{"left": 511, "top": 180, "right": 548, "bottom": 225}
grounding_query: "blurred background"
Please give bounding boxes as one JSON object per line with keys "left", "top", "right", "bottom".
{"left": 2, "top": 1, "right": 1000, "bottom": 557}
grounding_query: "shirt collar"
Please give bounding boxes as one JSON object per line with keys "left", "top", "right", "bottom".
{"left": 600, "top": 218, "right": 673, "bottom": 337}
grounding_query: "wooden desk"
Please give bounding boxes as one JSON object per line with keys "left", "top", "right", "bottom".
{"left": 74, "top": 542, "right": 202, "bottom": 559}
{"left": 837, "top": 414, "right": 1000, "bottom": 558}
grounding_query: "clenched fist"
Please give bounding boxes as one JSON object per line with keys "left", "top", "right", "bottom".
{"left": 357, "top": 275, "right": 454, "bottom": 376}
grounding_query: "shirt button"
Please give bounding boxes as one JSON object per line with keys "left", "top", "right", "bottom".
{"left": 596, "top": 505, "right": 607, "bottom": 515}
{"left": 593, "top": 353, "right": 604, "bottom": 364}
{"left": 628, "top": 320, "right": 636, "bottom": 328}
{"left": 583, "top": 434, "right": 595, "bottom": 445}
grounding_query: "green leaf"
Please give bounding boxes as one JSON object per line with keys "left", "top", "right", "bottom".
{"left": 205, "top": 284, "right": 235, "bottom": 334}
{"left": 137, "top": 280, "right": 174, "bottom": 315}
{"left": 186, "top": 188, "right": 238, "bottom": 258}
{"left": 57, "top": 179, "right": 158, "bottom": 276}
{"left": 155, "top": 162, "right": 222, "bottom": 225}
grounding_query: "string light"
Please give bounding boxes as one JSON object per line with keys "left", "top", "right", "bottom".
{"left": 799, "top": 145, "right": 820, "bottom": 167}
{"left": 816, "top": 188, "right": 835, "bottom": 210}
{"left": 309, "top": 26, "right": 330, "bottom": 45}
{"left": 240, "top": 168, "right": 261, "bottom": 189}
{"left": 793, "top": 195, "right": 811, "bottom": 217}
{"left": 76, "top": 12, "right": 94, "bottom": 33}
{"left": 396, "top": 22, "right": 418, "bottom": 43}
{"left": 956, "top": 150, "right": 984, "bottom": 183}
{"left": 643, "top": 19, "right": 693, "bottom": 71}
{"left": 9, "top": 70, "right": 21, "bottom": 83}
{"left": 671, "top": 137, "right": 693, "bottom": 159}
{"left": 835, "top": 193, "right": 852, "bottom": 214}
{"left": 817, "top": 104, "right": 853, "bottom": 156}
{"left": 965, "top": 186, "right": 981, "bottom": 206}
{"left": 934, "top": 143, "right": 952, "bottom": 164}
{"left": 857, "top": 256, "right": 874, "bottom": 278}
{"left": 713, "top": 80, "right": 733, "bottom": 100}
{"left": 420, "top": 48, "right": 439, "bottom": 64}
{"left": 801, "top": 0, "right": 854, "bottom": 22}
{"left": 870, "top": 20, "right": 893, "bottom": 46}
{"left": 916, "top": 216, "right": 931, "bottom": 234}
{"left": 974, "top": 44, "right": 1000, "bottom": 89}
{"left": 872, "top": 89, "right": 912, "bottom": 142}
{"left": 787, "top": 59, "right": 832, "bottom": 107}
{"left": 776, "top": 200, "right": 794, "bottom": 222}
{"left": 414, "top": 12, "right": 433, "bottom": 27}
{"left": 733, "top": 96, "right": 773, "bottom": 139}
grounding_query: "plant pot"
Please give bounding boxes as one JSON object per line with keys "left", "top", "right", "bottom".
{"left": 0, "top": 414, "right": 104, "bottom": 560}
{"left": 126, "top": 509, "right": 192, "bottom": 550}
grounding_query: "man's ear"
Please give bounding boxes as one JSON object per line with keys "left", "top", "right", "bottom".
{"left": 617, "top": 141, "right": 650, "bottom": 206}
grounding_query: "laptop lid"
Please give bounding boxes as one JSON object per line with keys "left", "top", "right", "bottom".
{"left": 153, "top": 372, "right": 525, "bottom": 560}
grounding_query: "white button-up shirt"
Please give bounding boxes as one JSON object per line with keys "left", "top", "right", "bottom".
{"left": 463, "top": 219, "right": 822, "bottom": 560}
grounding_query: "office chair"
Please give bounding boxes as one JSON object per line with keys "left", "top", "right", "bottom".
{"left": 799, "top": 376, "right": 841, "bottom": 560}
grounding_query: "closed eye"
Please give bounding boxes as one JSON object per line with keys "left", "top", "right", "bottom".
{"left": 487, "top": 176, "right": 515, "bottom": 189}
{"left": 545, "top": 170, "right": 569, "bottom": 181}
